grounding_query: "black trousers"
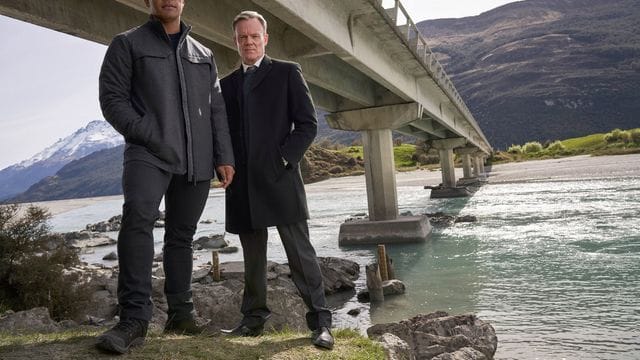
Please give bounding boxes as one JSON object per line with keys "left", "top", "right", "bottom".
{"left": 117, "top": 160, "right": 210, "bottom": 322}
{"left": 239, "top": 220, "right": 332, "bottom": 330}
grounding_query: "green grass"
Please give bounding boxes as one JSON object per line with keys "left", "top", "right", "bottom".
{"left": 0, "top": 328, "right": 384, "bottom": 360}
{"left": 337, "top": 144, "right": 417, "bottom": 169}
{"left": 561, "top": 133, "right": 607, "bottom": 151}
{"left": 493, "top": 128, "right": 640, "bottom": 163}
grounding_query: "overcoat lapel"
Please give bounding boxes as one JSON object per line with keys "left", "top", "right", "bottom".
{"left": 251, "top": 56, "right": 273, "bottom": 90}
{"left": 232, "top": 68, "right": 243, "bottom": 106}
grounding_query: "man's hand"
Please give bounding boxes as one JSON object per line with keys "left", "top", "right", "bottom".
{"left": 216, "top": 165, "right": 235, "bottom": 189}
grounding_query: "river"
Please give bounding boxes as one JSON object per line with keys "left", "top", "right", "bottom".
{"left": 41, "top": 154, "right": 640, "bottom": 359}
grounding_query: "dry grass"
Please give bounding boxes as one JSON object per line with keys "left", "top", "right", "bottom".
{"left": 0, "top": 328, "right": 384, "bottom": 360}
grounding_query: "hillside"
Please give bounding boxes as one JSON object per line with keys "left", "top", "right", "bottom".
{"left": 418, "top": 0, "right": 640, "bottom": 149}
{"left": 8, "top": 146, "right": 124, "bottom": 203}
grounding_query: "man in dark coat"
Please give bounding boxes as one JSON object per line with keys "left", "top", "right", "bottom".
{"left": 220, "top": 10, "right": 334, "bottom": 350}
{"left": 96, "top": 0, "right": 234, "bottom": 354}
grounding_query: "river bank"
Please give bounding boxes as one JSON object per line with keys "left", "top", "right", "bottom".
{"left": 18, "top": 154, "right": 640, "bottom": 358}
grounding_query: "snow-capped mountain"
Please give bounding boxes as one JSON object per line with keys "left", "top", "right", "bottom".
{"left": 0, "top": 120, "right": 123, "bottom": 201}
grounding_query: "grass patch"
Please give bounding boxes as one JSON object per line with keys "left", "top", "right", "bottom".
{"left": 0, "top": 328, "right": 384, "bottom": 360}
{"left": 336, "top": 144, "right": 417, "bottom": 169}
{"left": 494, "top": 127, "right": 640, "bottom": 163}
{"left": 561, "top": 133, "right": 607, "bottom": 151}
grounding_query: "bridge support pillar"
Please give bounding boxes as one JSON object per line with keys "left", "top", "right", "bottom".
{"left": 326, "top": 104, "right": 431, "bottom": 245}
{"left": 456, "top": 147, "right": 481, "bottom": 186}
{"left": 473, "top": 154, "right": 484, "bottom": 178}
{"left": 430, "top": 138, "right": 471, "bottom": 198}
{"left": 363, "top": 129, "right": 398, "bottom": 221}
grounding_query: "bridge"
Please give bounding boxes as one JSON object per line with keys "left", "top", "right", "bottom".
{"left": 0, "top": 0, "right": 493, "bottom": 244}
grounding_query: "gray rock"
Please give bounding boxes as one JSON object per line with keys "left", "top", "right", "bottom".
{"left": 0, "top": 307, "right": 59, "bottom": 333}
{"left": 347, "top": 308, "right": 361, "bottom": 316}
{"left": 318, "top": 257, "right": 360, "bottom": 294}
{"left": 216, "top": 246, "right": 239, "bottom": 254}
{"left": 193, "top": 234, "right": 228, "bottom": 250}
{"left": 432, "top": 347, "right": 487, "bottom": 360}
{"left": 102, "top": 251, "right": 118, "bottom": 261}
{"left": 455, "top": 215, "right": 477, "bottom": 223}
{"left": 426, "top": 212, "right": 456, "bottom": 227}
{"left": 86, "top": 215, "right": 122, "bottom": 232}
{"left": 63, "top": 230, "right": 116, "bottom": 248}
{"left": 377, "top": 333, "right": 415, "bottom": 360}
{"left": 383, "top": 279, "right": 406, "bottom": 296}
{"left": 368, "top": 312, "right": 497, "bottom": 360}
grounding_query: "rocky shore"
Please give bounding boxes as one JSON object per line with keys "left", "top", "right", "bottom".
{"left": 0, "top": 255, "right": 497, "bottom": 359}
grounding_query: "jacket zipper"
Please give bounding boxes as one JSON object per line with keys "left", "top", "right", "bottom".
{"left": 176, "top": 32, "right": 195, "bottom": 183}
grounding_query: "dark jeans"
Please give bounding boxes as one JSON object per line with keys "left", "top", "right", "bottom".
{"left": 239, "top": 220, "right": 332, "bottom": 330}
{"left": 117, "top": 160, "right": 210, "bottom": 322}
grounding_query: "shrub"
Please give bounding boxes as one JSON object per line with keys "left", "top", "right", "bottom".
{"left": 523, "top": 141, "right": 543, "bottom": 153}
{"left": 604, "top": 128, "right": 631, "bottom": 143}
{"left": 416, "top": 153, "right": 440, "bottom": 165}
{"left": 546, "top": 140, "right": 566, "bottom": 152}
{"left": 630, "top": 129, "right": 640, "bottom": 143}
{"left": 507, "top": 144, "right": 523, "bottom": 154}
{"left": 0, "top": 204, "right": 91, "bottom": 321}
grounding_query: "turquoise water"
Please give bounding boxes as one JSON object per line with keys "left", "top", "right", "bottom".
{"left": 371, "top": 178, "right": 640, "bottom": 359}
{"left": 48, "top": 158, "right": 640, "bottom": 359}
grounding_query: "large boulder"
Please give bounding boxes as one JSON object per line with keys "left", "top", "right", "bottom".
{"left": 0, "top": 307, "right": 60, "bottom": 333}
{"left": 67, "top": 256, "right": 360, "bottom": 332}
{"left": 193, "top": 233, "right": 228, "bottom": 250}
{"left": 368, "top": 312, "right": 497, "bottom": 360}
{"left": 318, "top": 257, "right": 360, "bottom": 294}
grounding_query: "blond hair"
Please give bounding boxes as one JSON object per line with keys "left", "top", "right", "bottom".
{"left": 232, "top": 10, "right": 268, "bottom": 33}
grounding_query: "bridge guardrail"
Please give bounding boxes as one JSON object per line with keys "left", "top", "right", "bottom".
{"left": 369, "top": 0, "right": 491, "bottom": 149}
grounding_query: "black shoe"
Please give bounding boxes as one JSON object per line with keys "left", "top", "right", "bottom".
{"left": 312, "top": 327, "right": 334, "bottom": 350}
{"left": 221, "top": 323, "right": 264, "bottom": 337}
{"left": 164, "top": 317, "right": 205, "bottom": 335}
{"left": 96, "top": 319, "right": 148, "bottom": 354}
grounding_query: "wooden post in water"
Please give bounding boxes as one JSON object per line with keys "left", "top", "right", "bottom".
{"left": 377, "top": 244, "right": 389, "bottom": 281}
{"left": 386, "top": 256, "right": 395, "bottom": 280}
{"left": 211, "top": 251, "right": 221, "bottom": 281}
{"left": 366, "top": 263, "right": 384, "bottom": 302}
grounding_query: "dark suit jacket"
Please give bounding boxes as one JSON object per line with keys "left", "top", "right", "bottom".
{"left": 221, "top": 56, "right": 317, "bottom": 234}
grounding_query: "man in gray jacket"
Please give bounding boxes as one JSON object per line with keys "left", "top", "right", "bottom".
{"left": 96, "top": 0, "right": 234, "bottom": 354}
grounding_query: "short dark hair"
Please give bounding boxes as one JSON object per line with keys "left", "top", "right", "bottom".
{"left": 232, "top": 10, "right": 268, "bottom": 33}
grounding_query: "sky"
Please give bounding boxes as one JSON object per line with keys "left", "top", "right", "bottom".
{"left": 0, "top": 0, "right": 517, "bottom": 169}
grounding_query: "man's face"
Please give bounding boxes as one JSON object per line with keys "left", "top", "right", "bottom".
{"left": 234, "top": 18, "right": 269, "bottom": 65}
{"left": 144, "top": 0, "right": 184, "bottom": 23}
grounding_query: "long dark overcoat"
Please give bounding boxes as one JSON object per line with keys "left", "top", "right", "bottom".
{"left": 220, "top": 56, "right": 317, "bottom": 234}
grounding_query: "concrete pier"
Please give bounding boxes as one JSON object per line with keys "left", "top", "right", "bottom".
{"left": 327, "top": 104, "right": 432, "bottom": 245}
{"left": 430, "top": 138, "right": 471, "bottom": 198}
{"left": 456, "top": 147, "right": 480, "bottom": 186}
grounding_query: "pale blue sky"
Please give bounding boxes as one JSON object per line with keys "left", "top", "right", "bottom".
{"left": 0, "top": 0, "right": 517, "bottom": 169}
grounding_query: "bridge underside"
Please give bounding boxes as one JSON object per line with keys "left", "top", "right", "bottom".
{"left": 1, "top": 0, "right": 493, "bottom": 243}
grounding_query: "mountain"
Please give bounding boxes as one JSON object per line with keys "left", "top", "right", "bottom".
{"left": 417, "top": 0, "right": 640, "bottom": 149}
{"left": 9, "top": 145, "right": 124, "bottom": 203}
{"left": 0, "top": 120, "right": 123, "bottom": 200}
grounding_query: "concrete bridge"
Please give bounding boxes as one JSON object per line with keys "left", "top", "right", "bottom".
{"left": 0, "top": 0, "right": 493, "bottom": 244}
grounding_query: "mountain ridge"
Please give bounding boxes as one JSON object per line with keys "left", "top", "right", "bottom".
{"left": 0, "top": 120, "right": 123, "bottom": 200}
{"left": 417, "top": 0, "right": 640, "bottom": 149}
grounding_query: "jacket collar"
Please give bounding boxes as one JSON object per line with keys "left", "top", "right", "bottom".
{"left": 147, "top": 15, "right": 192, "bottom": 46}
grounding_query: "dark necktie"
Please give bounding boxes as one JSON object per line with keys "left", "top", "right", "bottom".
{"left": 243, "top": 65, "right": 257, "bottom": 96}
